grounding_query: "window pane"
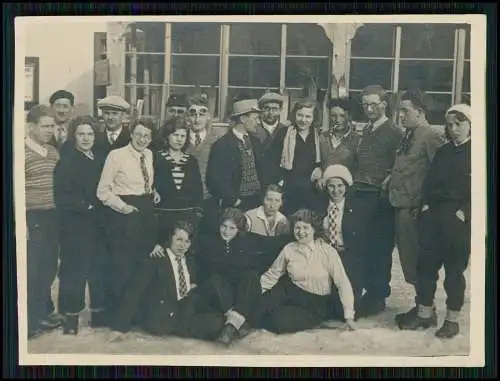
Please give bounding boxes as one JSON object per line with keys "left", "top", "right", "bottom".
{"left": 426, "top": 93, "right": 453, "bottom": 125}
{"left": 172, "top": 23, "right": 221, "bottom": 54}
{"left": 349, "top": 59, "right": 393, "bottom": 91}
{"left": 285, "top": 58, "right": 329, "bottom": 89}
{"left": 171, "top": 55, "right": 219, "bottom": 86}
{"left": 351, "top": 24, "right": 396, "bottom": 58}
{"left": 462, "top": 61, "right": 470, "bottom": 93}
{"left": 170, "top": 85, "right": 220, "bottom": 118}
{"left": 229, "top": 23, "right": 281, "bottom": 55}
{"left": 228, "top": 57, "right": 280, "bottom": 88}
{"left": 462, "top": 93, "right": 471, "bottom": 106}
{"left": 400, "top": 23, "right": 456, "bottom": 59}
{"left": 287, "top": 24, "right": 331, "bottom": 56}
{"left": 464, "top": 26, "right": 470, "bottom": 59}
{"left": 399, "top": 60, "right": 454, "bottom": 93}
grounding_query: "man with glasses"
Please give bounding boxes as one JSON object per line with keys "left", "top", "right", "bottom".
{"left": 94, "top": 95, "right": 131, "bottom": 156}
{"left": 165, "top": 94, "right": 189, "bottom": 122}
{"left": 350, "top": 85, "right": 403, "bottom": 318}
{"left": 185, "top": 95, "right": 225, "bottom": 236}
{"left": 253, "top": 92, "right": 289, "bottom": 188}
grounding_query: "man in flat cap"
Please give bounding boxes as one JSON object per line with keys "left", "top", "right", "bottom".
{"left": 206, "top": 99, "right": 265, "bottom": 212}
{"left": 313, "top": 97, "right": 361, "bottom": 190}
{"left": 252, "top": 91, "right": 289, "bottom": 188}
{"left": 165, "top": 93, "right": 189, "bottom": 122}
{"left": 49, "top": 90, "right": 75, "bottom": 151}
{"left": 94, "top": 95, "right": 131, "bottom": 155}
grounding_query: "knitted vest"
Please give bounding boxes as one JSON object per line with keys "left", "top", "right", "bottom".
{"left": 238, "top": 138, "right": 261, "bottom": 197}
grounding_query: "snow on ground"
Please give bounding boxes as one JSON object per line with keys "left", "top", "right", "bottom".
{"left": 28, "top": 250, "right": 470, "bottom": 356}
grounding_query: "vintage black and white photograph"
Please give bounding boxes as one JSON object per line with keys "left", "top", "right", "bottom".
{"left": 14, "top": 15, "right": 486, "bottom": 366}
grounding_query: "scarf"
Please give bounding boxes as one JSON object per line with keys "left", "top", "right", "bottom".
{"left": 280, "top": 125, "right": 321, "bottom": 170}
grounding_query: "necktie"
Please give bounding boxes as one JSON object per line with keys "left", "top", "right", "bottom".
{"left": 175, "top": 256, "right": 188, "bottom": 299}
{"left": 140, "top": 153, "right": 151, "bottom": 195}
{"left": 194, "top": 132, "right": 202, "bottom": 147}
{"left": 327, "top": 203, "right": 342, "bottom": 249}
{"left": 109, "top": 132, "right": 117, "bottom": 145}
{"left": 399, "top": 129, "right": 414, "bottom": 156}
{"left": 242, "top": 135, "right": 251, "bottom": 151}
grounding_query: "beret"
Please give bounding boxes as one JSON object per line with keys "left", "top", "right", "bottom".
{"left": 49, "top": 90, "right": 75, "bottom": 106}
{"left": 322, "top": 164, "right": 353, "bottom": 187}
{"left": 166, "top": 94, "right": 189, "bottom": 108}
{"left": 97, "top": 95, "right": 130, "bottom": 112}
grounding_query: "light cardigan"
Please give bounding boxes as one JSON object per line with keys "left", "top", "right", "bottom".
{"left": 260, "top": 238, "right": 355, "bottom": 320}
{"left": 280, "top": 125, "right": 321, "bottom": 170}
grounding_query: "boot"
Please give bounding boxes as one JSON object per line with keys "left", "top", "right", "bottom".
{"left": 63, "top": 314, "right": 79, "bottom": 335}
{"left": 216, "top": 324, "right": 238, "bottom": 347}
{"left": 435, "top": 320, "right": 460, "bottom": 339}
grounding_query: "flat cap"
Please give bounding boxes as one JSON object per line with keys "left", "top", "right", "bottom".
{"left": 97, "top": 95, "right": 130, "bottom": 112}
{"left": 49, "top": 90, "right": 75, "bottom": 106}
{"left": 166, "top": 93, "right": 189, "bottom": 108}
{"left": 322, "top": 164, "right": 353, "bottom": 187}
{"left": 258, "top": 92, "right": 284, "bottom": 107}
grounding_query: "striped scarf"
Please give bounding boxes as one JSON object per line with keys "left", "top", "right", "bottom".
{"left": 160, "top": 151, "right": 190, "bottom": 191}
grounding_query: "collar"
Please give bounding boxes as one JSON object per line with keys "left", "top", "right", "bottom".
{"left": 77, "top": 148, "right": 94, "bottom": 160}
{"left": 329, "top": 128, "right": 352, "bottom": 141}
{"left": 255, "top": 206, "right": 286, "bottom": 224}
{"left": 369, "top": 116, "right": 388, "bottom": 132}
{"left": 167, "top": 248, "right": 185, "bottom": 262}
{"left": 25, "top": 136, "right": 48, "bottom": 157}
{"left": 453, "top": 136, "right": 471, "bottom": 147}
{"left": 127, "top": 143, "right": 147, "bottom": 159}
{"left": 107, "top": 127, "right": 123, "bottom": 138}
{"left": 192, "top": 128, "right": 207, "bottom": 140}
{"left": 261, "top": 120, "right": 279, "bottom": 133}
{"left": 232, "top": 128, "right": 248, "bottom": 143}
{"left": 328, "top": 198, "right": 345, "bottom": 211}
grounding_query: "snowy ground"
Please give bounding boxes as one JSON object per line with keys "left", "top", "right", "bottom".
{"left": 27, "top": 250, "right": 470, "bottom": 357}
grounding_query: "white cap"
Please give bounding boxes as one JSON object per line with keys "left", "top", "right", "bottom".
{"left": 446, "top": 104, "right": 471, "bottom": 123}
{"left": 322, "top": 164, "right": 353, "bottom": 186}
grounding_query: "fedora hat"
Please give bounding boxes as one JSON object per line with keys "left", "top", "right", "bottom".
{"left": 230, "top": 99, "right": 261, "bottom": 118}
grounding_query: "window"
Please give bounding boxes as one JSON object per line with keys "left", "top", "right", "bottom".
{"left": 463, "top": 26, "right": 471, "bottom": 104}
{"left": 400, "top": 23, "right": 456, "bottom": 59}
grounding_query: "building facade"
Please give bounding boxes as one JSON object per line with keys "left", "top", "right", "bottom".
{"left": 103, "top": 22, "right": 471, "bottom": 126}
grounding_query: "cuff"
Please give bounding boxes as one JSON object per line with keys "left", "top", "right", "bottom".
{"left": 225, "top": 309, "right": 246, "bottom": 330}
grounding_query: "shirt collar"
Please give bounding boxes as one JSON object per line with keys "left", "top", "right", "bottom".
{"left": 127, "top": 143, "right": 146, "bottom": 159}
{"left": 330, "top": 128, "right": 352, "bottom": 142}
{"left": 192, "top": 128, "right": 207, "bottom": 139}
{"left": 328, "top": 198, "right": 345, "bottom": 211}
{"left": 261, "top": 120, "right": 279, "bottom": 133}
{"left": 167, "top": 248, "right": 185, "bottom": 262}
{"left": 232, "top": 128, "right": 248, "bottom": 142}
{"left": 370, "top": 116, "right": 388, "bottom": 132}
{"left": 453, "top": 136, "right": 471, "bottom": 147}
{"left": 25, "top": 136, "right": 48, "bottom": 157}
{"left": 256, "top": 206, "right": 286, "bottom": 224}
{"left": 107, "top": 127, "right": 123, "bottom": 139}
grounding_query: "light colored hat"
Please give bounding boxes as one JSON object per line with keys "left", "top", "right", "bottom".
{"left": 230, "top": 99, "right": 261, "bottom": 118}
{"left": 258, "top": 92, "right": 284, "bottom": 107}
{"left": 322, "top": 164, "right": 353, "bottom": 186}
{"left": 97, "top": 95, "right": 130, "bottom": 112}
{"left": 446, "top": 104, "right": 471, "bottom": 122}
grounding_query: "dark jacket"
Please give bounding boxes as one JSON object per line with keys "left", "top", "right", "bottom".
{"left": 206, "top": 131, "right": 265, "bottom": 208}
{"left": 318, "top": 129, "right": 361, "bottom": 175}
{"left": 154, "top": 150, "right": 203, "bottom": 211}
{"left": 112, "top": 253, "right": 198, "bottom": 335}
{"left": 94, "top": 126, "right": 131, "bottom": 157}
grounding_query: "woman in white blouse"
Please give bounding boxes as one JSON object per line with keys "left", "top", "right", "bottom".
{"left": 253, "top": 209, "right": 357, "bottom": 333}
{"left": 96, "top": 119, "right": 159, "bottom": 323}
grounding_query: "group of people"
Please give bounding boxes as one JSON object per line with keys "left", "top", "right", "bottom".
{"left": 24, "top": 84, "right": 471, "bottom": 347}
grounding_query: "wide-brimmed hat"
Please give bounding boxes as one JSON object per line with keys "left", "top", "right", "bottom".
{"left": 97, "top": 95, "right": 130, "bottom": 112}
{"left": 322, "top": 164, "right": 353, "bottom": 187}
{"left": 258, "top": 92, "right": 284, "bottom": 107}
{"left": 446, "top": 104, "right": 471, "bottom": 122}
{"left": 230, "top": 99, "right": 261, "bottom": 118}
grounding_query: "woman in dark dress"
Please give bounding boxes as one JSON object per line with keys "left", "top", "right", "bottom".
{"left": 53, "top": 115, "right": 108, "bottom": 334}
{"left": 153, "top": 116, "right": 203, "bottom": 242}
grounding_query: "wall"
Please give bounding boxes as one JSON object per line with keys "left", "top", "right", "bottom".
{"left": 24, "top": 21, "right": 106, "bottom": 112}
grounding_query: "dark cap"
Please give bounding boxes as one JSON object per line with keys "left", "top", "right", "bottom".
{"left": 166, "top": 93, "right": 189, "bottom": 108}
{"left": 188, "top": 94, "right": 209, "bottom": 108}
{"left": 49, "top": 90, "right": 75, "bottom": 106}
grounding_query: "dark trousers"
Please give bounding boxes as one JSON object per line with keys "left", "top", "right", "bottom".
{"left": 251, "top": 277, "right": 330, "bottom": 334}
{"left": 283, "top": 183, "right": 324, "bottom": 216}
{"left": 415, "top": 203, "right": 471, "bottom": 311}
{"left": 156, "top": 208, "right": 202, "bottom": 246}
{"left": 104, "top": 195, "right": 157, "bottom": 313}
{"left": 57, "top": 212, "right": 107, "bottom": 314}
{"left": 26, "top": 209, "right": 60, "bottom": 332}
{"left": 200, "top": 272, "right": 261, "bottom": 321}
{"left": 199, "top": 197, "right": 221, "bottom": 238}
{"left": 350, "top": 188, "right": 395, "bottom": 300}
{"left": 336, "top": 247, "right": 364, "bottom": 314}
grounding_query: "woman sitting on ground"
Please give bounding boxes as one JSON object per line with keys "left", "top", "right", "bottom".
{"left": 252, "top": 209, "right": 358, "bottom": 334}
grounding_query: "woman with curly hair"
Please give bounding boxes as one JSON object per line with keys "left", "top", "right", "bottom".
{"left": 252, "top": 209, "right": 357, "bottom": 334}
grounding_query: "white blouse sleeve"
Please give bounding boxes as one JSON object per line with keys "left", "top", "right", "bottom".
{"left": 260, "top": 245, "right": 289, "bottom": 293}
{"left": 96, "top": 152, "right": 128, "bottom": 213}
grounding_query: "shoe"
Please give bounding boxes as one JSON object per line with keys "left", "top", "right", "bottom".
{"left": 238, "top": 322, "right": 252, "bottom": 339}
{"left": 63, "top": 314, "right": 79, "bottom": 335}
{"left": 398, "top": 314, "right": 436, "bottom": 331}
{"left": 395, "top": 306, "right": 438, "bottom": 327}
{"left": 357, "top": 298, "right": 386, "bottom": 318}
{"left": 90, "top": 310, "right": 109, "bottom": 328}
{"left": 39, "top": 313, "right": 65, "bottom": 330}
{"left": 216, "top": 324, "right": 238, "bottom": 347}
{"left": 28, "top": 327, "right": 45, "bottom": 340}
{"left": 435, "top": 320, "right": 459, "bottom": 339}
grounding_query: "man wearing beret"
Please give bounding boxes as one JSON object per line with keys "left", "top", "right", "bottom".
{"left": 94, "top": 95, "right": 131, "bottom": 156}
{"left": 165, "top": 93, "right": 189, "bottom": 122}
{"left": 48, "top": 90, "right": 75, "bottom": 152}
{"left": 252, "top": 92, "right": 289, "bottom": 188}
{"left": 206, "top": 99, "right": 265, "bottom": 212}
